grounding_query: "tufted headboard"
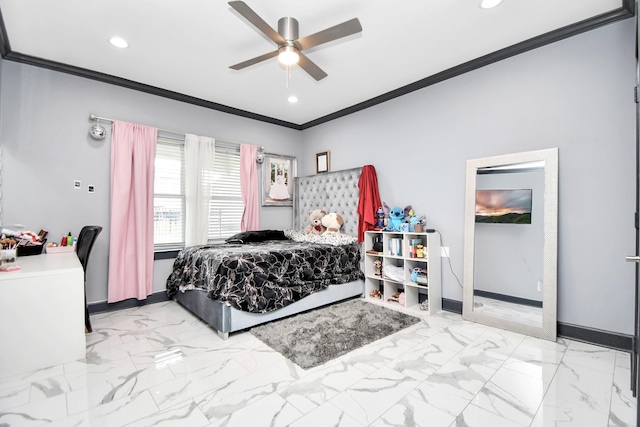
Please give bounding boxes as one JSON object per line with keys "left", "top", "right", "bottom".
{"left": 294, "top": 167, "right": 363, "bottom": 237}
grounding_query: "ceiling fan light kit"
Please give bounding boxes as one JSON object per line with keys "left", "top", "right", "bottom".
{"left": 278, "top": 45, "right": 299, "bottom": 65}
{"left": 228, "top": 1, "right": 362, "bottom": 81}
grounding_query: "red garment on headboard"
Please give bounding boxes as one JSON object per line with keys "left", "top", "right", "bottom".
{"left": 357, "top": 165, "right": 382, "bottom": 242}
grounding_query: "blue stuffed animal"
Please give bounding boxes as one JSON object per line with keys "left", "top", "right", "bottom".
{"left": 408, "top": 215, "right": 420, "bottom": 232}
{"left": 383, "top": 207, "right": 405, "bottom": 231}
{"left": 411, "top": 268, "right": 428, "bottom": 284}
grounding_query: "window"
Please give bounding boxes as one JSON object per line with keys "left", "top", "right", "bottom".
{"left": 208, "top": 143, "right": 243, "bottom": 240}
{"left": 153, "top": 137, "right": 242, "bottom": 250}
{"left": 154, "top": 138, "right": 184, "bottom": 249}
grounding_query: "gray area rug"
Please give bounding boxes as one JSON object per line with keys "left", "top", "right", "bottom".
{"left": 250, "top": 298, "right": 421, "bottom": 369}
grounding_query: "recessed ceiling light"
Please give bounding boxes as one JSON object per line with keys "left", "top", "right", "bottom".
{"left": 480, "top": 0, "right": 502, "bottom": 9}
{"left": 288, "top": 96, "right": 298, "bottom": 103}
{"left": 109, "top": 37, "right": 129, "bottom": 48}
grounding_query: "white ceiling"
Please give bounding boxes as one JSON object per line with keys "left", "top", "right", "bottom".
{"left": 0, "top": 0, "right": 631, "bottom": 128}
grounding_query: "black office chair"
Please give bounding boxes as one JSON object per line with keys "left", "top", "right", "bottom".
{"left": 76, "top": 226, "right": 103, "bottom": 333}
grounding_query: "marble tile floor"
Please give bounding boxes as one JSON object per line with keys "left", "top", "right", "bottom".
{"left": 0, "top": 299, "right": 636, "bottom": 427}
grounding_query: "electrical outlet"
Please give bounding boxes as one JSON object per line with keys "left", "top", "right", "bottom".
{"left": 88, "top": 185, "right": 95, "bottom": 193}
{"left": 74, "top": 180, "right": 81, "bottom": 190}
{"left": 441, "top": 246, "right": 450, "bottom": 257}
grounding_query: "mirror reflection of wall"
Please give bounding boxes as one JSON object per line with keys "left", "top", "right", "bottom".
{"left": 473, "top": 166, "right": 544, "bottom": 327}
{"left": 462, "top": 148, "right": 557, "bottom": 342}
{"left": 0, "top": 145, "right": 3, "bottom": 226}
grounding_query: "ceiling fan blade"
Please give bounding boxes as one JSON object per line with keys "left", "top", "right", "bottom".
{"left": 230, "top": 50, "right": 278, "bottom": 70}
{"left": 297, "top": 52, "right": 328, "bottom": 81}
{"left": 295, "top": 18, "right": 362, "bottom": 51}
{"left": 228, "top": 1, "right": 285, "bottom": 45}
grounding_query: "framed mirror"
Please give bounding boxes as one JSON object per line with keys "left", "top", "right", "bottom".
{"left": 462, "top": 148, "right": 558, "bottom": 341}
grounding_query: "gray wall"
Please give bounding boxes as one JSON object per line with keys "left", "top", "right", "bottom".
{"left": 0, "top": 61, "right": 302, "bottom": 303}
{"left": 0, "top": 17, "right": 636, "bottom": 335}
{"left": 300, "top": 19, "right": 636, "bottom": 335}
{"left": 474, "top": 170, "right": 545, "bottom": 302}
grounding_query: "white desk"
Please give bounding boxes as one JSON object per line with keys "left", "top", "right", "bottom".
{"left": 0, "top": 253, "right": 86, "bottom": 378}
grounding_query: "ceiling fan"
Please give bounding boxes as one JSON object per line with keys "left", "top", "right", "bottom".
{"left": 228, "top": 1, "right": 362, "bottom": 81}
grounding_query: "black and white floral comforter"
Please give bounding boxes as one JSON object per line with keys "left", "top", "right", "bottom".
{"left": 166, "top": 236, "right": 363, "bottom": 313}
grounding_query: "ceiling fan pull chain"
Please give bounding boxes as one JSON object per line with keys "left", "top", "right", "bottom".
{"left": 286, "top": 64, "right": 291, "bottom": 88}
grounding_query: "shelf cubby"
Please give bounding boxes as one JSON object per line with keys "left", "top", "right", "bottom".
{"left": 364, "top": 230, "right": 441, "bottom": 315}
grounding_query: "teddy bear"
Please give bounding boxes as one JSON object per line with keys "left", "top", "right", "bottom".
{"left": 304, "top": 209, "right": 327, "bottom": 235}
{"left": 322, "top": 212, "right": 344, "bottom": 235}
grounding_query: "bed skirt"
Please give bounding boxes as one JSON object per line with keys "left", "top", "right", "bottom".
{"left": 174, "top": 279, "right": 365, "bottom": 339}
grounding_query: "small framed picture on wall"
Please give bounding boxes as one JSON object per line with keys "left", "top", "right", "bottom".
{"left": 316, "top": 151, "right": 331, "bottom": 174}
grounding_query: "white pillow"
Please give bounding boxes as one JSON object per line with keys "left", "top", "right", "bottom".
{"left": 284, "top": 229, "right": 358, "bottom": 246}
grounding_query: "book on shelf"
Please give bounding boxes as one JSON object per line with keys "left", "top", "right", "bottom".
{"left": 388, "top": 238, "right": 402, "bottom": 256}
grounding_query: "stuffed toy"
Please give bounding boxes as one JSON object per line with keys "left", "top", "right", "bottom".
{"left": 373, "top": 259, "right": 382, "bottom": 276}
{"left": 404, "top": 205, "right": 414, "bottom": 218}
{"left": 383, "top": 207, "right": 405, "bottom": 231}
{"left": 322, "top": 212, "right": 344, "bottom": 235}
{"left": 411, "top": 268, "right": 428, "bottom": 284}
{"left": 382, "top": 202, "right": 390, "bottom": 227}
{"left": 407, "top": 215, "right": 420, "bottom": 232}
{"left": 412, "top": 215, "right": 427, "bottom": 232}
{"left": 304, "top": 209, "right": 327, "bottom": 235}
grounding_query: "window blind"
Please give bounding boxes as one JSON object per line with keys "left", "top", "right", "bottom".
{"left": 154, "top": 138, "right": 185, "bottom": 248}
{"left": 208, "top": 143, "right": 242, "bottom": 240}
{"left": 153, "top": 137, "right": 243, "bottom": 250}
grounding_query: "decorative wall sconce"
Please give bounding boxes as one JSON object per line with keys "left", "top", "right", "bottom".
{"left": 256, "top": 146, "right": 265, "bottom": 163}
{"left": 89, "top": 117, "right": 107, "bottom": 140}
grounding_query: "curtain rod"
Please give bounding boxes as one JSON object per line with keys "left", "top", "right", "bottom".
{"left": 88, "top": 114, "right": 265, "bottom": 153}
{"left": 90, "top": 114, "right": 187, "bottom": 137}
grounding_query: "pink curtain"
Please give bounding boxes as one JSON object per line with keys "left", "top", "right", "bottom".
{"left": 240, "top": 144, "right": 260, "bottom": 231}
{"left": 107, "top": 120, "right": 158, "bottom": 302}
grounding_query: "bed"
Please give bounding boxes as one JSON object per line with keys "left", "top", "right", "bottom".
{"left": 167, "top": 167, "right": 365, "bottom": 339}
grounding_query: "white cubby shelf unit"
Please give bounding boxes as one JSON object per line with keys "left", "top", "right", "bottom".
{"left": 364, "top": 230, "right": 442, "bottom": 315}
